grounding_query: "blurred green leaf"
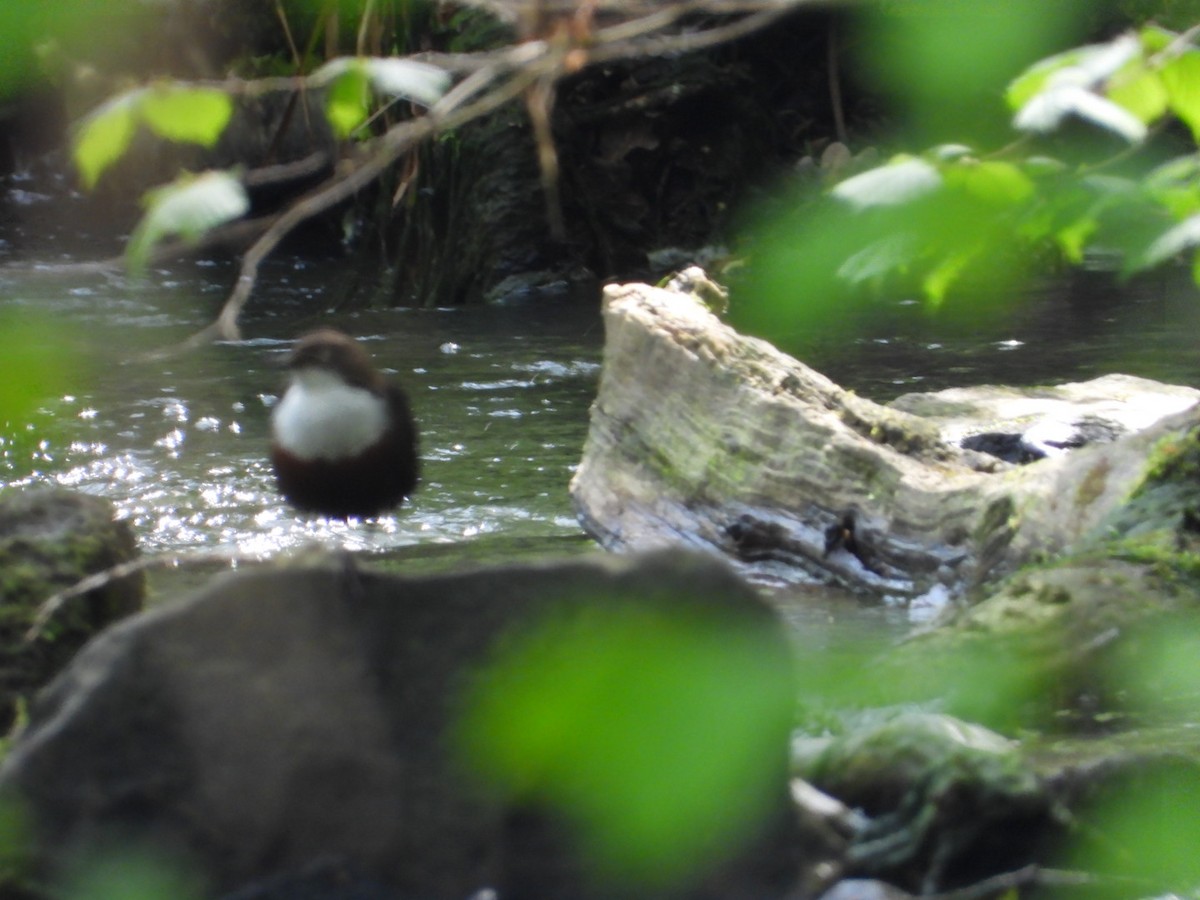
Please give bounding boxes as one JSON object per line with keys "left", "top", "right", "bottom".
{"left": 140, "top": 86, "right": 233, "bottom": 147}
{"left": 72, "top": 90, "right": 142, "bottom": 189}
{"left": 1061, "top": 761, "right": 1200, "bottom": 893}
{"left": 1134, "top": 212, "right": 1200, "bottom": 271}
{"left": 1006, "top": 45, "right": 1094, "bottom": 111}
{"left": 61, "top": 847, "right": 203, "bottom": 900}
{"left": 1112, "top": 618, "right": 1200, "bottom": 722}
{"left": 0, "top": 314, "right": 72, "bottom": 425}
{"left": 1014, "top": 84, "right": 1148, "bottom": 142}
{"left": 831, "top": 156, "right": 941, "bottom": 209}
{"left": 1138, "top": 24, "right": 1177, "bottom": 54}
{"left": 316, "top": 57, "right": 450, "bottom": 138}
{"left": 861, "top": 0, "right": 1087, "bottom": 144}
{"left": 457, "top": 604, "right": 794, "bottom": 887}
{"left": 126, "top": 170, "right": 249, "bottom": 276}
{"left": 944, "top": 160, "right": 1034, "bottom": 206}
{"left": 0, "top": 795, "right": 32, "bottom": 886}
{"left": 323, "top": 66, "right": 372, "bottom": 138}
{"left": 359, "top": 57, "right": 450, "bottom": 106}
{"left": 1107, "top": 62, "right": 1168, "bottom": 124}
{"left": 922, "top": 247, "right": 977, "bottom": 308}
{"left": 1054, "top": 216, "right": 1097, "bottom": 263}
{"left": 1145, "top": 155, "right": 1200, "bottom": 218}
{"left": 1161, "top": 49, "right": 1200, "bottom": 142}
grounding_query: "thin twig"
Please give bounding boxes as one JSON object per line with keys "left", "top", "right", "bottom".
{"left": 23, "top": 550, "right": 266, "bottom": 643}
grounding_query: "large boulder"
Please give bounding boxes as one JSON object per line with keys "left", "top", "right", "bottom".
{"left": 569, "top": 276, "right": 1200, "bottom": 598}
{"left": 0, "top": 549, "right": 799, "bottom": 900}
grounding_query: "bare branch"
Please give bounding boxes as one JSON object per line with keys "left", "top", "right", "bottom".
{"left": 589, "top": 2, "right": 807, "bottom": 62}
{"left": 159, "top": 0, "right": 811, "bottom": 345}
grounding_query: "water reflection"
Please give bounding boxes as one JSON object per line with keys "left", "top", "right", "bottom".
{"left": 2, "top": 256, "right": 1200, "bottom": 639}
{"left": 0, "top": 265, "right": 604, "bottom": 566}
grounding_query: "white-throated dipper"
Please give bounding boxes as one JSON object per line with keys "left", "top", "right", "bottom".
{"left": 270, "top": 328, "right": 419, "bottom": 519}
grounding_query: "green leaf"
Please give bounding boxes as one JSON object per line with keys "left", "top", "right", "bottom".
{"left": 946, "top": 160, "right": 1034, "bottom": 207}
{"left": 1054, "top": 217, "right": 1097, "bottom": 264}
{"left": 126, "top": 170, "right": 249, "bottom": 276}
{"left": 1006, "top": 47, "right": 1088, "bottom": 110}
{"left": 1015, "top": 85, "right": 1147, "bottom": 142}
{"left": 1107, "top": 63, "right": 1168, "bottom": 124}
{"left": 360, "top": 57, "right": 450, "bottom": 107}
{"left": 831, "top": 156, "right": 942, "bottom": 209}
{"left": 1162, "top": 50, "right": 1200, "bottom": 142}
{"left": 72, "top": 90, "right": 142, "bottom": 189}
{"left": 457, "top": 605, "right": 794, "bottom": 887}
{"left": 324, "top": 67, "right": 372, "bottom": 138}
{"left": 140, "top": 85, "right": 234, "bottom": 147}
{"left": 0, "top": 314, "right": 72, "bottom": 425}
{"left": 837, "top": 232, "right": 920, "bottom": 285}
{"left": 1139, "top": 24, "right": 1177, "bottom": 54}
{"left": 1006, "top": 35, "right": 1139, "bottom": 111}
{"left": 922, "top": 246, "right": 977, "bottom": 307}
{"left": 1135, "top": 213, "right": 1200, "bottom": 271}
{"left": 314, "top": 57, "right": 450, "bottom": 137}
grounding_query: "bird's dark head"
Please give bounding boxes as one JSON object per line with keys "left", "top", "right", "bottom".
{"left": 285, "top": 329, "right": 382, "bottom": 391}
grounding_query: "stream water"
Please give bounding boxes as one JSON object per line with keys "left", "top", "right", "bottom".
{"left": 2, "top": 250, "right": 1200, "bottom": 643}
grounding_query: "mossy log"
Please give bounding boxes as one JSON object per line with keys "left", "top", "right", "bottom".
{"left": 569, "top": 277, "right": 1200, "bottom": 599}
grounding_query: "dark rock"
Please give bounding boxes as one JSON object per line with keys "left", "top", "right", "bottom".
{"left": 0, "top": 549, "right": 799, "bottom": 900}
{"left": 0, "top": 486, "right": 142, "bottom": 732}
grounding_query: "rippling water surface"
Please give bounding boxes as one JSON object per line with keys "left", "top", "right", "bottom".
{"left": 3, "top": 248, "right": 1200, "bottom": 637}
{"left": 0, "top": 257, "right": 604, "bottom": 569}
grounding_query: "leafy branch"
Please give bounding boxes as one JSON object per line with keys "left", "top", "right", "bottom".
{"left": 778, "top": 23, "right": 1200, "bottom": 308}
{"left": 64, "top": 0, "right": 815, "bottom": 347}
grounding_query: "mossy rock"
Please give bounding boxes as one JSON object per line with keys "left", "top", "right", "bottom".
{"left": 885, "top": 420, "right": 1200, "bottom": 731}
{"left": 794, "top": 712, "right": 1055, "bottom": 893}
{"left": 0, "top": 487, "right": 143, "bottom": 734}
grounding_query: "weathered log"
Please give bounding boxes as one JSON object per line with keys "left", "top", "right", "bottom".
{"left": 569, "top": 275, "right": 1199, "bottom": 599}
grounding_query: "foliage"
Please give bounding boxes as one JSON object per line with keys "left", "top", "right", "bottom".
{"left": 311, "top": 57, "right": 452, "bottom": 138}
{"left": 0, "top": 315, "right": 71, "bottom": 432}
{"left": 73, "top": 86, "right": 234, "bottom": 190}
{"left": 67, "top": 55, "right": 448, "bottom": 272}
{"left": 456, "top": 603, "right": 794, "bottom": 889}
{"left": 124, "top": 172, "right": 250, "bottom": 277}
{"left": 736, "top": 17, "right": 1200, "bottom": 343}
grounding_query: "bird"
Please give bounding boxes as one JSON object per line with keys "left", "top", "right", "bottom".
{"left": 270, "top": 329, "right": 419, "bottom": 519}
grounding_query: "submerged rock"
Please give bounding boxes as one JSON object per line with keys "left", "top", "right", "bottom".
{"left": 0, "top": 549, "right": 799, "bottom": 900}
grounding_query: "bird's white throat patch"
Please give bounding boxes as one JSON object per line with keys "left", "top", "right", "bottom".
{"left": 272, "top": 368, "right": 389, "bottom": 461}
